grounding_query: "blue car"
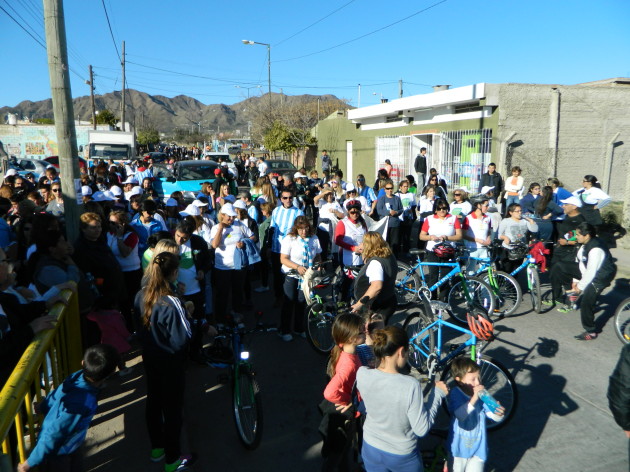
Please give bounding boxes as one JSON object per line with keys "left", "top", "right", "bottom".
{"left": 152, "top": 160, "right": 219, "bottom": 201}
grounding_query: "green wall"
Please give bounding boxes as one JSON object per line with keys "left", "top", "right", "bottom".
{"left": 314, "top": 106, "right": 499, "bottom": 182}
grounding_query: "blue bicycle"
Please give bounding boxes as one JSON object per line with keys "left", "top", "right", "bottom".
{"left": 395, "top": 245, "right": 497, "bottom": 324}
{"left": 403, "top": 295, "right": 517, "bottom": 431}
{"left": 460, "top": 241, "right": 523, "bottom": 317}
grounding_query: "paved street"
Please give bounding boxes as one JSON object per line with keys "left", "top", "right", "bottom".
{"left": 83, "top": 247, "right": 630, "bottom": 472}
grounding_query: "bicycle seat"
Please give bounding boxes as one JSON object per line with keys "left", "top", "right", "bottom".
{"left": 430, "top": 301, "right": 451, "bottom": 312}
{"left": 409, "top": 248, "right": 425, "bottom": 256}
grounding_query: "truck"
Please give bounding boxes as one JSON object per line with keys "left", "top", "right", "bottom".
{"left": 86, "top": 130, "right": 136, "bottom": 161}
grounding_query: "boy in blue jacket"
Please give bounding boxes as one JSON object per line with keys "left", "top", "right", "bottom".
{"left": 18, "top": 344, "right": 120, "bottom": 472}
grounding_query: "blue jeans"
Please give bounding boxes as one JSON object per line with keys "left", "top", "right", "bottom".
{"left": 505, "top": 195, "right": 520, "bottom": 213}
{"left": 362, "top": 441, "right": 422, "bottom": 472}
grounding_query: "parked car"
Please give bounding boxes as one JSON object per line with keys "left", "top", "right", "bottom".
{"left": 9, "top": 158, "right": 50, "bottom": 180}
{"left": 152, "top": 160, "right": 219, "bottom": 201}
{"left": 142, "top": 152, "right": 169, "bottom": 163}
{"left": 266, "top": 159, "right": 297, "bottom": 177}
{"left": 43, "top": 155, "right": 88, "bottom": 172}
{"left": 202, "top": 152, "right": 239, "bottom": 179}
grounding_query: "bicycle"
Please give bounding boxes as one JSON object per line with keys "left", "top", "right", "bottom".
{"left": 506, "top": 242, "right": 549, "bottom": 314}
{"left": 613, "top": 297, "right": 630, "bottom": 344}
{"left": 402, "top": 294, "right": 517, "bottom": 431}
{"left": 461, "top": 241, "right": 522, "bottom": 318}
{"left": 395, "top": 244, "right": 497, "bottom": 324}
{"left": 302, "top": 261, "right": 363, "bottom": 355}
{"left": 206, "top": 316, "right": 274, "bottom": 449}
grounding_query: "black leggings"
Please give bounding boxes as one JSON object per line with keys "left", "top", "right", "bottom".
{"left": 281, "top": 276, "right": 306, "bottom": 335}
{"left": 143, "top": 354, "right": 186, "bottom": 464}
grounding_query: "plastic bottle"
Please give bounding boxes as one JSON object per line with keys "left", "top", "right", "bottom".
{"left": 478, "top": 389, "right": 501, "bottom": 413}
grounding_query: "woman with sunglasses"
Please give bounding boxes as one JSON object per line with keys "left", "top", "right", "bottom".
{"left": 422, "top": 175, "right": 447, "bottom": 201}
{"left": 376, "top": 179, "right": 403, "bottom": 256}
{"left": 45, "top": 182, "right": 64, "bottom": 217}
{"left": 419, "top": 198, "right": 463, "bottom": 292}
{"left": 450, "top": 188, "right": 472, "bottom": 220}
{"left": 335, "top": 199, "right": 368, "bottom": 301}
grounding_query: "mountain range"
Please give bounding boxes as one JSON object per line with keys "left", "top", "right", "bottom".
{"left": 0, "top": 89, "right": 344, "bottom": 134}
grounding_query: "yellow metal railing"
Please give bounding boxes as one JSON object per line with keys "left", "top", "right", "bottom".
{"left": 0, "top": 286, "right": 82, "bottom": 468}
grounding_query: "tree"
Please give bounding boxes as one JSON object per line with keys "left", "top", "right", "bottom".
{"left": 93, "top": 109, "right": 117, "bottom": 127}
{"left": 137, "top": 127, "right": 160, "bottom": 146}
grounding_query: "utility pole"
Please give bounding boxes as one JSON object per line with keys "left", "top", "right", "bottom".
{"left": 121, "top": 40, "right": 126, "bottom": 131}
{"left": 358, "top": 84, "right": 361, "bottom": 107}
{"left": 89, "top": 65, "right": 96, "bottom": 130}
{"left": 43, "top": 0, "right": 80, "bottom": 242}
{"left": 399, "top": 79, "right": 403, "bottom": 98}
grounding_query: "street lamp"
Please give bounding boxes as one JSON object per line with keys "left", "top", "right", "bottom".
{"left": 241, "top": 39, "right": 271, "bottom": 107}
{"left": 234, "top": 84, "right": 262, "bottom": 99}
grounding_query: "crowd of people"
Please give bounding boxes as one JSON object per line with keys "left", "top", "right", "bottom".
{"left": 0, "top": 149, "right": 622, "bottom": 471}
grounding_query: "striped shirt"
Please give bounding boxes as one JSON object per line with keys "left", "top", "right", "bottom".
{"left": 270, "top": 205, "right": 304, "bottom": 253}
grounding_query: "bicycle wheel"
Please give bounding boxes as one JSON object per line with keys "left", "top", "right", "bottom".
{"left": 395, "top": 261, "right": 421, "bottom": 306}
{"left": 481, "top": 271, "right": 522, "bottom": 317}
{"left": 403, "top": 309, "right": 434, "bottom": 372}
{"left": 528, "top": 267, "right": 542, "bottom": 313}
{"left": 614, "top": 297, "right": 630, "bottom": 344}
{"left": 233, "top": 365, "right": 263, "bottom": 449}
{"left": 441, "top": 356, "right": 517, "bottom": 431}
{"left": 304, "top": 301, "right": 337, "bottom": 355}
{"left": 447, "top": 278, "right": 496, "bottom": 324}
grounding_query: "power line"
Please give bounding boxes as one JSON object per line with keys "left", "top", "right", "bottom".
{"left": 100, "top": 0, "right": 121, "bottom": 62}
{"left": 0, "top": 4, "right": 46, "bottom": 48}
{"left": 275, "top": 0, "right": 448, "bottom": 63}
{"left": 274, "top": 0, "right": 357, "bottom": 47}
{"left": 125, "top": 60, "right": 263, "bottom": 86}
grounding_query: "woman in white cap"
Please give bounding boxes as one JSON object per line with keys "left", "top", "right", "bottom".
{"left": 209, "top": 203, "right": 254, "bottom": 325}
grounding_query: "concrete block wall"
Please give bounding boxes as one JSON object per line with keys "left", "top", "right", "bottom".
{"left": 487, "top": 83, "right": 630, "bottom": 203}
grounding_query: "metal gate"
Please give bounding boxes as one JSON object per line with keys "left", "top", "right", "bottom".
{"left": 436, "top": 129, "right": 492, "bottom": 193}
{"left": 375, "top": 135, "right": 411, "bottom": 185}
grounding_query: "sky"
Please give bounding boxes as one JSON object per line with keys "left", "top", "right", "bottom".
{"left": 1, "top": 0, "right": 629, "bottom": 111}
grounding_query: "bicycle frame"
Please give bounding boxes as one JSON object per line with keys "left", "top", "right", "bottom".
{"left": 401, "top": 259, "right": 470, "bottom": 295}
{"left": 410, "top": 313, "right": 478, "bottom": 373}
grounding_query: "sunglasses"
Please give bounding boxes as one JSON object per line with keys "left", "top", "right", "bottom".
{"left": 281, "top": 196, "right": 293, "bottom": 200}
{"left": 436, "top": 207, "right": 448, "bottom": 211}
{"left": 385, "top": 187, "right": 393, "bottom": 190}
{"left": 454, "top": 193, "right": 462, "bottom": 196}
{"left": 349, "top": 210, "right": 360, "bottom": 214}
{"left": 52, "top": 188, "right": 61, "bottom": 193}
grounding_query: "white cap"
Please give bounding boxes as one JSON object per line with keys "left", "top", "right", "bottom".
{"left": 219, "top": 203, "right": 237, "bottom": 217}
{"left": 110, "top": 186, "right": 123, "bottom": 197}
{"left": 233, "top": 199, "right": 247, "bottom": 210}
{"left": 46, "top": 164, "right": 56, "bottom": 170}
{"left": 4, "top": 169, "right": 18, "bottom": 177}
{"left": 192, "top": 199, "right": 208, "bottom": 207}
{"left": 345, "top": 183, "right": 356, "bottom": 192}
{"left": 561, "top": 196, "right": 583, "bottom": 208}
{"left": 165, "top": 198, "right": 178, "bottom": 207}
{"left": 92, "top": 190, "right": 116, "bottom": 202}
{"left": 220, "top": 162, "right": 228, "bottom": 167}
{"left": 480, "top": 186, "right": 495, "bottom": 194}
{"left": 293, "top": 172, "right": 307, "bottom": 179}
{"left": 123, "top": 176, "right": 138, "bottom": 184}
{"left": 180, "top": 204, "right": 200, "bottom": 217}
{"left": 128, "top": 186, "right": 143, "bottom": 197}
{"left": 81, "top": 185, "right": 93, "bottom": 196}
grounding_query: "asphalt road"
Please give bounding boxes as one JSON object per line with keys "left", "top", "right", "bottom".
{"left": 83, "top": 255, "right": 630, "bottom": 472}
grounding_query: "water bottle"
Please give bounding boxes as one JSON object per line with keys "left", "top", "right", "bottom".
{"left": 478, "top": 389, "right": 501, "bottom": 413}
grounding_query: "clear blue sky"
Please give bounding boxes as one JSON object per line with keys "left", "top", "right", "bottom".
{"left": 1, "top": 0, "right": 629, "bottom": 109}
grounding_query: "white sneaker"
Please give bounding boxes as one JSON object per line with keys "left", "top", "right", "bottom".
{"left": 254, "top": 286, "right": 270, "bottom": 293}
{"left": 280, "top": 333, "right": 293, "bottom": 342}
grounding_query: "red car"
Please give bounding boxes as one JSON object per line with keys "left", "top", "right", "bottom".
{"left": 44, "top": 155, "right": 88, "bottom": 171}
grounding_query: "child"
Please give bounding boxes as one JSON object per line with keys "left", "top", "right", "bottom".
{"left": 446, "top": 357, "right": 505, "bottom": 472}
{"left": 320, "top": 313, "right": 366, "bottom": 471}
{"left": 18, "top": 344, "right": 120, "bottom": 472}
